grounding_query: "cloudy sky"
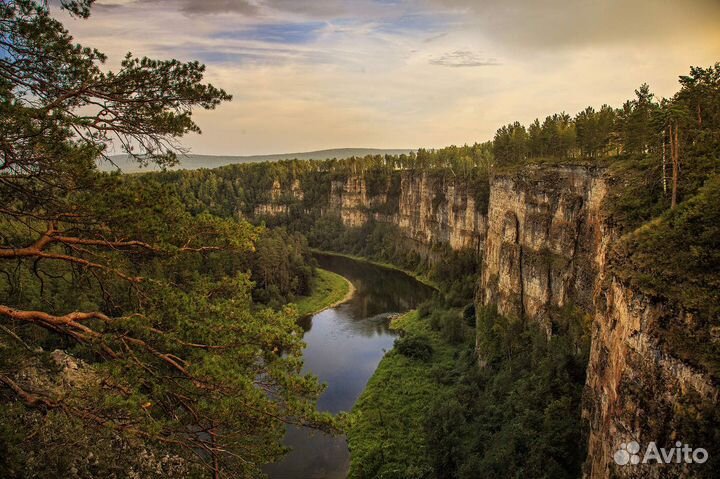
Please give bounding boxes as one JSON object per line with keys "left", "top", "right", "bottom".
{"left": 61, "top": 0, "right": 720, "bottom": 155}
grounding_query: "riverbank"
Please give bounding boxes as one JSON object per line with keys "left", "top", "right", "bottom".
{"left": 293, "top": 268, "right": 355, "bottom": 317}
{"left": 310, "top": 249, "right": 439, "bottom": 291}
{"left": 267, "top": 256, "right": 434, "bottom": 478}
{"left": 347, "top": 309, "right": 465, "bottom": 478}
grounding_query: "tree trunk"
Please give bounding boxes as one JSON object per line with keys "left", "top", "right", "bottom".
{"left": 671, "top": 123, "right": 680, "bottom": 209}
{"left": 662, "top": 128, "right": 667, "bottom": 195}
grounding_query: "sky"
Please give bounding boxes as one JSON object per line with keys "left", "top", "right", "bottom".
{"left": 60, "top": 0, "right": 720, "bottom": 156}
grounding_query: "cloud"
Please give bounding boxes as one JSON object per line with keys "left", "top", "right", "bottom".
{"left": 212, "top": 22, "right": 326, "bottom": 44}
{"left": 423, "top": 32, "right": 448, "bottom": 43}
{"left": 429, "top": 50, "right": 499, "bottom": 67}
{"left": 63, "top": 0, "right": 720, "bottom": 157}
{"left": 127, "top": 0, "right": 258, "bottom": 15}
{"left": 126, "top": 0, "right": 365, "bottom": 17}
{"left": 160, "top": 42, "right": 334, "bottom": 66}
{"left": 262, "top": 0, "right": 349, "bottom": 18}
{"left": 425, "top": 0, "right": 720, "bottom": 51}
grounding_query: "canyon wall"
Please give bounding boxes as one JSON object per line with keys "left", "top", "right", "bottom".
{"left": 479, "top": 165, "right": 606, "bottom": 332}
{"left": 252, "top": 171, "right": 486, "bottom": 256}
{"left": 478, "top": 165, "right": 717, "bottom": 478}
{"left": 253, "top": 179, "right": 304, "bottom": 217}
{"left": 247, "top": 164, "right": 717, "bottom": 478}
{"left": 585, "top": 278, "right": 718, "bottom": 478}
{"left": 329, "top": 172, "right": 486, "bottom": 252}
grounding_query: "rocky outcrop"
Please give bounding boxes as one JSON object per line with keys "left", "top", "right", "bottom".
{"left": 326, "top": 172, "right": 486, "bottom": 252}
{"left": 7, "top": 351, "right": 190, "bottom": 478}
{"left": 479, "top": 165, "right": 607, "bottom": 331}
{"left": 329, "top": 176, "right": 372, "bottom": 228}
{"left": 253, "top": 171, "right": 487, "bottom": 255}
{"left": 478, "top": 165, "right": 718, "bottom": 478}
{"left": 584, "top": 279, "right": 718, "bottom": 479}
{"left": 253, "top": 179, "right": 303, "bottom": 217}
{"left": 395, "top": 173, "right": 486, "bottom": 252}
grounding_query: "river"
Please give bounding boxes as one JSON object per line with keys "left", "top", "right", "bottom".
{"left": 264, "top": 253, "right": 435, "bottom": 478}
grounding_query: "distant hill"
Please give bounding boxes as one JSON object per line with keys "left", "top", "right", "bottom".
{"left": 99, "top": 148, "right": 414, "bottom": 173}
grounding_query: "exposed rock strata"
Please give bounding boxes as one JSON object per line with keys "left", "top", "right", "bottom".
{"left": 479, "top": 166, "right": 607, "bottom": 331}
{"left": 252, "top": 171, "right": 486, "bottom": 255}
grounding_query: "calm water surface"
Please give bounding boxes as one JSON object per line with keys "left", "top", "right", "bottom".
{"left": 264, "top": 254, "right": 434, "bottom": 478}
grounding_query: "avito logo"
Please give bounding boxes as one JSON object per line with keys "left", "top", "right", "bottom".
{"left": 614, "top": 440, "right": 708, "bottom": 466}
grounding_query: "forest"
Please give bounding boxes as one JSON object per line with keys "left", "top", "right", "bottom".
{"left": 0, "top": 2, "right": 336, "bottom": 477}
{"left": 2, "top": 1, "right": 719, "bottom": 479}
{"left": 161, "top": 64, "right": 719, "bottom": 229}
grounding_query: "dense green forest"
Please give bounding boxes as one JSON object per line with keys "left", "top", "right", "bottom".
{"left": 152, "top": 61, "right": 720, "bottom": 322}
{"left": 159, "top": 64, "right": 719, "bottom": 230}
{"left": 343, "top": 62, "right": 719, "bottom": 479}
{"left": 348, "top": 302, "right": 590, "bottom": 479}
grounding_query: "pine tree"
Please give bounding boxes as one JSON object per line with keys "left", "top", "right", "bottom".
{"left": 0, "top": 2, "right": 336, "bottom": 476}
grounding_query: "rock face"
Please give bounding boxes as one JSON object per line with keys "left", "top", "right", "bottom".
{"left": 329, "top": 176, "right": 371, "bottom": 228}
{"left": 479, "top": 166, "right": 607, "bottom": 332}
{"left": 478, "top": 165, "right": 717, "bottom": 478}
{"left": 584, "top": 279, "right": 718, "bottom": 479}
{"left": 395, "top": 173, "right": 486, "bottom": 252}
{"left": 253, "top": 179, "right": 303, "bottom": 217}
{"left": 254, "top": 171, "right": 487, "bottom": 255}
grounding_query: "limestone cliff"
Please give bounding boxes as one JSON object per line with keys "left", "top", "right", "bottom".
{"left": 478, "top": 165, "right": 717, "bottom": 478}
{"left": 584, "top": 278, "right": 718, "bottom": 478}
{"left": 396, "top": 173, "right": 486, "bottom": 252}
{"left": 252, "top": 171, "right": 486, "bottom": 255}
{"left": 479, "top": 165, "right": 606, "bottom": 332}
{"left": 253, "top": 179, "right": 303, "bottom": 217}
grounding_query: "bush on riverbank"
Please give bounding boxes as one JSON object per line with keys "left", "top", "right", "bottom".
{"left": 395, "top": 334, "right": 434, "bottom": 361}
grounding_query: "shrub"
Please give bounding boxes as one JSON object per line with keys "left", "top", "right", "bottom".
{"left": 417, "top": 300, "right": 433, "bottom": 318}
{"left": 462, "top": 303, "right": 476, "bottom": 327}
{"left": 429, "top": 309, "right": 466, "bottom": 344}
{"left": 395, "top": 335, "right": 434, "bottom": 361}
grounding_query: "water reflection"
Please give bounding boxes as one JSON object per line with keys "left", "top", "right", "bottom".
{"left": 264, "top": 254, "right": 434, "bottom": 478}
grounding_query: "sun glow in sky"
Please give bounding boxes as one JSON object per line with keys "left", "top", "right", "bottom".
{"left": 63, "top": 0, "right": 720, "bottom": 155}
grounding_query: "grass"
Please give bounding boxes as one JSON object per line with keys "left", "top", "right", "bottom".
{"left": 310, "top": 248, "right": 440, "bottom": 291}
{"left": 346, "top": 310, "right": 462, "bottom": 479}
{"left": 292, "top": 268, "right": 354, "bottom": 317}
{"left": 612, "top": 174, "right": 720, "bottom": 379}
